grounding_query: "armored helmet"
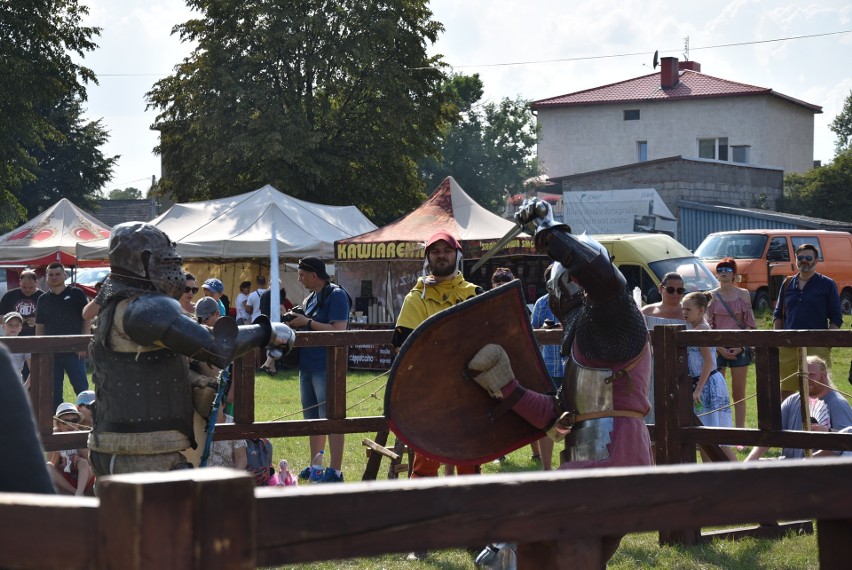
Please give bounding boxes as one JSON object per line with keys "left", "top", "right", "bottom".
{"left": 108, "top": 222, "right": 185, "bottom": 299}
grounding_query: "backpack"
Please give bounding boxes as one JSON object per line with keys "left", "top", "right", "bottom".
{"left": 245, "top": 438, "right": 273, "bottom": 486}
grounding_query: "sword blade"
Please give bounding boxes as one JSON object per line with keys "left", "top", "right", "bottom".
{"left": 470, "top": 224, "right": 525, "bottom": 274}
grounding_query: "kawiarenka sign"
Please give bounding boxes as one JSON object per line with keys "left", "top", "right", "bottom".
{"left": 335, "top": 237, "right": 537, "bottom": 261}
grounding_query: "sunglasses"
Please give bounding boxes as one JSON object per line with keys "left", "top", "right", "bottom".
{"left": 58, "top": 415, "right": 81, "bottom": 424}
{"left": 716, "top": 267, "right": 734, "bottom": 274}
{"left": 797, "top": 255, "right": 814, "bottom": 262}
{"left": 185, "top": 286, "right": 199, "bottom": 294}
{"left": 664, "top": 286, "right": 686, "bottom": 295}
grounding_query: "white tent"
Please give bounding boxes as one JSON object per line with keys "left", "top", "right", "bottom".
{"left": 77, "top": 185, "right": 377, "bottom": 261}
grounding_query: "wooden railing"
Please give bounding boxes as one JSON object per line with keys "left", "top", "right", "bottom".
{"left": 0, "top": 329, "right": 563, "bottom": 451}
{"left": 653, "top": 326, "right": 852, "bottom": 544}
{"left": 1, "top": 459, "right": 850, "bottom": 569}
{"left": 4, "top": 327, "right": 852, "bottom": 567}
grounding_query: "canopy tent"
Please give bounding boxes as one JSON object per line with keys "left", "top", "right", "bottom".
{"left": 76, "top": 185, "right": 376, "bottom": 307}
{"left": 77, "top": 184, "right": 377, "bottom": 261}
{"left": 335, "top": 176, "right": 535, "bottom": 261}
{"left": 0, "top": 198, "right": 111, "bottom": 267}
{"left": 334, "top": 176, "right": 543, "bottom": 326}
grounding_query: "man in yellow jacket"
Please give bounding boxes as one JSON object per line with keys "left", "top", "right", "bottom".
{"left": 392, "top": 230, "right": 482, "bottom": 478}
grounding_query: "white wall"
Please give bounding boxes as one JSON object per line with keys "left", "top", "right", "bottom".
{"left": 537, "top": 95, "right": 816, "bottom": 177}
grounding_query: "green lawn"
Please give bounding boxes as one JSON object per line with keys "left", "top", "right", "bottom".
{"left": 60, "top": 313, "right": 851, "bottom": 568}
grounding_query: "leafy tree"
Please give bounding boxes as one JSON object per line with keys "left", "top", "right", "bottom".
{"left": 109, "top": 187, "right": 143, "bottom": 200}
{"left": 781, "top": 149, "right": 852, "bottom": 221}
{"left": 419, "top": 74, "right": 541, "bottom": 213}
{"left": 147, "top": 0, "right": 451, "bottom": 224}
{"left": 829, "top": 90, "right": 852, "bottom": 156}
{"left": 0, "top": 0, "right": 101, "bottom": 232}
{"left": 13, "top": 96, "right": 117, "bottom": 216}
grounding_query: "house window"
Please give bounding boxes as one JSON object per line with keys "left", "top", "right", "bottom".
{"left": 698, "top": 137, "right": 729, "bottom": 161}
{"left": 623, "top": 109, "right": 640, "bottom": 121}
{"left": 637, "top": 141, "right": 648, "bottom": 162}
{"left": 732, "top": 145, "right": 750, "bottom": 164}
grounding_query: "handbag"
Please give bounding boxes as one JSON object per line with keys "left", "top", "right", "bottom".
{"left": 714, "top": 291, "right": 754, "bottom": 363}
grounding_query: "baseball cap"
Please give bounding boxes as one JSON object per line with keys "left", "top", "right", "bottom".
{"left": 425, "top": 230, "right": 462, "bottom": 253}
{"left": 55, "top": 402, "right": 80, "bottom": 417}
{"left": 76, "top": 390, "right": 96, "bottom": 406}
{"left": 195, "top": 297, "right": 220, "bottom": 320}
{"left": 202, "top": 278, "right": 224, "bottom": 294}
{"left": 298, "top": 257, "right": 330, "bottom": 281}
{"left": 3, "top": 311, "right": 23, "bottom": 324}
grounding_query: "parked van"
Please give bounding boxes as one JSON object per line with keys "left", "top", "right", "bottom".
{"left": 695, "top": 230, "right": 852, "bottom": 313}
{"left": 595, "top": 233, "right": 719, "bottom": 304}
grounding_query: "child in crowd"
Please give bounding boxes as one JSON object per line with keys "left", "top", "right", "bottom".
{"left": 75, "top": 390, "right": 97, "bottom": 428}
{"left": 46, "top": 403, "right": 95, "bottom": 496}
{"left": 3, "top": 312, "right": 31, "bottom": 388}
{"left": 682, "top": 292, "right": 736, "bottom": 461}
{"left": 272, "top": 459, "right": 298, "bottom": 486}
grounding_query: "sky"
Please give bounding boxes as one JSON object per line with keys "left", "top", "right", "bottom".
{"left": 79, "top": 0, "right": 852, "bottom": 194}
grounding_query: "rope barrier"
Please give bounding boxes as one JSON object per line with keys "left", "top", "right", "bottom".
{"left": 267, "top": 370, "right": 390, "bottom": 421}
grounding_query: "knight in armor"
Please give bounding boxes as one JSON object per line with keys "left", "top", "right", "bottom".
{"left": 468, "top": 198, "right": 652, "bottom": 564}
{"left": 87, "top": 222, "right": 294, "bottom": 476}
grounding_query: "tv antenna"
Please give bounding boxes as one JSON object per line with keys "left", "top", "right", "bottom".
{"left": 683, "top": 36, "right": 690, "bottom": 61}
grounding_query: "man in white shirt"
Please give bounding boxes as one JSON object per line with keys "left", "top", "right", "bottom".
{"left": 245, "top": 275, "right": 268, "bottom": 323}
{"left": 235, "top": 281, "right": 251, "bottom": 324}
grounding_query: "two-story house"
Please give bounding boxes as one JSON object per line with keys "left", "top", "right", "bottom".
{"left": 533, "top": 57, "right": 822, "bottom": 178}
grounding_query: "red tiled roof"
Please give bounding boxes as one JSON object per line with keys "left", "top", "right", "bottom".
{"left": 532, "top": 70, "right": 822, "bottom": 112}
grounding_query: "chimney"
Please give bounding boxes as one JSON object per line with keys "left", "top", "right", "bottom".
{"left": 679, "top": 60, "right": 701, "bottom": 72}
{"left": 660, "top": 56, "right": 679, "bottom": 89}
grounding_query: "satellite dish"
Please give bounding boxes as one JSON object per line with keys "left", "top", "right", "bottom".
{"left": 652, "top": 50, "right": 659, "bottom": 69}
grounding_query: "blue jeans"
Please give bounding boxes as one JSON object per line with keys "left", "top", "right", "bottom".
{"left": 299, "top": 370, "right": 327, "bottom": 420}
{"left": 53, "top": 353, "right": 89, "bottom": 410}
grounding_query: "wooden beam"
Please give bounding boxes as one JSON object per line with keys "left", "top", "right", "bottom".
{"left": 97, "top": 468, "right": 255, "bottom": 570}
{"left": 0, "top": 494, "right": 98, "bottom": 570}
{"left": 254, "top": 458, "right": 852, "bottom": 565}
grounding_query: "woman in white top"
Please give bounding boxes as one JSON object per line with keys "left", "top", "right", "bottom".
{"left": 641, "top": 273, "right": 687, "bottom": 423}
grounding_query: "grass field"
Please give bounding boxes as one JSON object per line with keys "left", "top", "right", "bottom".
{"left": 60, "top": 312, "right": 851, "bottom": 568}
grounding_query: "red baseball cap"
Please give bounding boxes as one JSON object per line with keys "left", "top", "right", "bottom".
{"left": 425, "top": 230, "right": 462, "bottom": 252}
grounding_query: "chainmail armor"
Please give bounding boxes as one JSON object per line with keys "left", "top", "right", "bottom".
{"left": 563, "top": 289, "right": 647, "bottom": 363}
{"left": 94, "top": 272, "right": 156, "bottom": 308}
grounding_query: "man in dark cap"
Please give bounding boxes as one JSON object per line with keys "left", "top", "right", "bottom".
{"left": 284, "top": 257, "right": 351, "bottom": 483}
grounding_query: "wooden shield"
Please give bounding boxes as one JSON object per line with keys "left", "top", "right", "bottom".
{"left": 385, "top": 280, "right": 554, "bottom": 465}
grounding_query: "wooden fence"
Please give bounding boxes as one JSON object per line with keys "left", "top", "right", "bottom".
{"left": 1, "top": 459, "right": 851, "bottom": 569}
{"left": 3, "top": 326, "right": 852, "bottom": 568}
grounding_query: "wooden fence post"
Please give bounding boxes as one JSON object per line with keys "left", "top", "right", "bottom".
{"left": 817, "top": 518, "right": 852, "bottom": 569}
{"left": 96, "top": 467, "right": 256, "bottom": 570}
{"left": 31, "top": 352, "right": 55, "bottom": 436}
{"left": 326, "top": 345, "right": 348, "bottom": 420}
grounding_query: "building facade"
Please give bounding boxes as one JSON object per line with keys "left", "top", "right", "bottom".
{"left": 533, "top": 58, "right": 821, "bottom": 178}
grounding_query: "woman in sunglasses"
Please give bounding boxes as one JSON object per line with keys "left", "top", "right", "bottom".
{"left": 180, "top": 272, "right": 199, "bottom": 315}
{"left": 708, "top": 258, "right": 755, "bottom": 434}
{"left": 641, "top": 272, "right": 687, "bottom": 422}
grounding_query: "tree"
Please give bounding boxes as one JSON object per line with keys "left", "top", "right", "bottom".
{"left": 0, "top": 0, "right": 101, "bottom": 232}
{"left": 147, "top": 0, "right": 452, "bottom": 224}
{"left": 109, "top": 187, "right": 143, "bottom": 200}
{"left": 830, "top": 90, "right": 852, "bottom": 156}
{"left": 419, "top": 74, "right": 541, "bottom": 213}
{"left": 13, "top": 96, "right": 117, "bottom": 217}
{"left": 781, "top": 149, "right": 852, "bottom": 221}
